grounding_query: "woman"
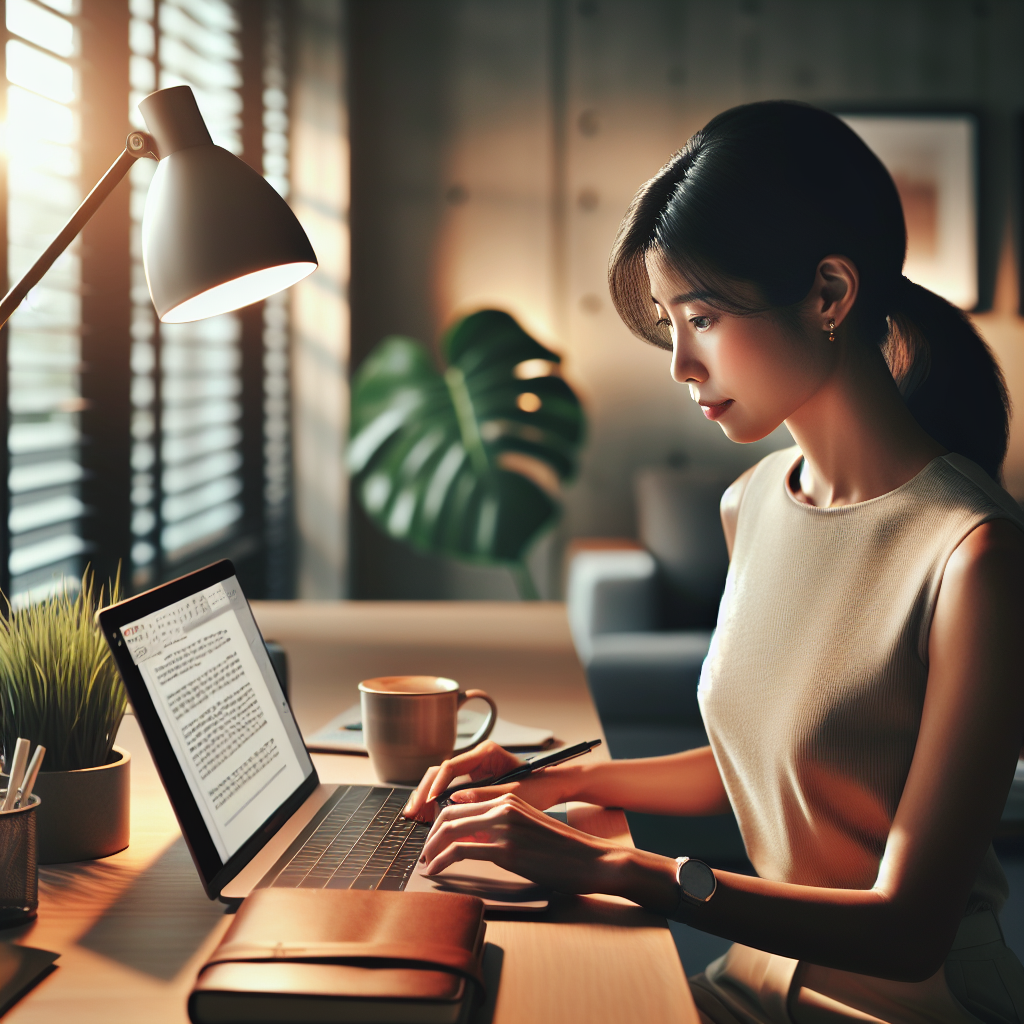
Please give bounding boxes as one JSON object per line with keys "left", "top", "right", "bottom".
{"left": 403, "top": 101, "right": 1024, "bottom": 1024}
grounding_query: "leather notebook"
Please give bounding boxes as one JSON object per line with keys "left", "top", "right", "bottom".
{"left": 188, "top": 888, "right": 487, "bottom": 1024}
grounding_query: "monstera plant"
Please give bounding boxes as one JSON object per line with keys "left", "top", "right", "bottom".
{"left": 349, "top": 310, "right": 585, "bottom": 598}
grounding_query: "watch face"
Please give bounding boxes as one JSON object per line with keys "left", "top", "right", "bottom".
{"left": 679, "top": 859, "right": 716, "bottom": 901}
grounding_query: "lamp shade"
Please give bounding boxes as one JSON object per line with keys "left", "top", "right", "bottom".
{"left": 139, "top": 86, "right": 317, "bottom": 323}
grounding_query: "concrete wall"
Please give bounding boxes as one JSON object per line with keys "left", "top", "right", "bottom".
{"left": 348, "top": 0, "right": 1024, "bottom": 598}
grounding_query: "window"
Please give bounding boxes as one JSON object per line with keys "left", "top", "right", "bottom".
{"left": 0, "top": 0, "right": 297, "bottom": 602}
{"left": 4, "top": 0, "right": 86, "bottom": 606}
{"left": 129, "top": 0, "right": 247, "bottom": 589}
{"left": 261, "top": 1, "right": 293, "bottom": 597}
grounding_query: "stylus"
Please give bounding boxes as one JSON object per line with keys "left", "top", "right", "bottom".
{"left": 436, "top": 738, "right": 602, "bottom": 807}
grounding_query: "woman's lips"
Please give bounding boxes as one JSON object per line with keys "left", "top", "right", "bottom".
{"left": 700, "top": 399, "right": 734, "bottom": 421}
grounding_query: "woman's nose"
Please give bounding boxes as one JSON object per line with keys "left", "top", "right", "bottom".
{"left": 670, "top": 337, "right": 706, "bottom": 384}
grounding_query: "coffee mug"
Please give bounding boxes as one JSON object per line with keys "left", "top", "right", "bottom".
{"left": 358, "top": 676, "right": 498, "bottom": 784}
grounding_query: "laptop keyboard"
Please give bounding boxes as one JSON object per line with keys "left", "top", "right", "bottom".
{"left": 266, "top": 785, "right": 432, "bottom": 891}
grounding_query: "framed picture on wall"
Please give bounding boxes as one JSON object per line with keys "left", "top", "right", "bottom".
{"left": 839, "top": 113, "right": 979, "bottom": 311}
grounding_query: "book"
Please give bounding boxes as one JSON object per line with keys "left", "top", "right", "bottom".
{"left": 305, "top": 703, "right": 555, "bottom": 755}
{"left": 188, "top": 888, "right": 486, "bottom": 1024}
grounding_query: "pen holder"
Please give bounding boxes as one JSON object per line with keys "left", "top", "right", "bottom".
{"left": 0, "top": 793, "right": 39, "bottom": 927}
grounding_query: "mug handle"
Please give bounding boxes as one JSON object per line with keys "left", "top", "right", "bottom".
{"left": 453, "top": 689, "right": 498, "bottom": 754}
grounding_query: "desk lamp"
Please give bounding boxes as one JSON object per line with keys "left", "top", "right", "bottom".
{"left": 0, "top": 84, "right": 317, "bottom": 329}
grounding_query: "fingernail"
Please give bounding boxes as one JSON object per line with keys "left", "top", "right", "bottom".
{"left": 403, "top": 802, "right": 412, "bottom": 814}
{"left": 451, "top": 791, "right": 469, "bottom": 802}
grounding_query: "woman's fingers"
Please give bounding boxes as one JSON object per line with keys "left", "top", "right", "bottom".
{"left": 424, "top": 791, "right": 517, "bottom": 841}
{"left": 446, "top": 782, "right": 521, "bottom": 807}
{"left": 422, "top": 794, "right": 573, "bottom": 868}
{"left": 419, "top": 793, "right": 616, "bottom": 893}
{"left": 425, "top": 742, "right": 519, "bottom": 803}
{"left": 421, "top": 795, "right": 524, "bottom": 862}
{"left": 421, "top": 806, "right": 524, "bottom": 872}
{"left": 403, "top": 764, "right": 442, "bottom": 819}
{"left": 404, "top": 741, "right": 522, "bottom": 821}
{"left": 423, "top": 840, "right": 510, "bottom": 877}
{"left": 448, "top": 764, "right": 571, "bottom": 811}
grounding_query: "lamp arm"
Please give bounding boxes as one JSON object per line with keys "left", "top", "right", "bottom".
{"left": 0, "top": 131, "right": 159, "bottom": 331}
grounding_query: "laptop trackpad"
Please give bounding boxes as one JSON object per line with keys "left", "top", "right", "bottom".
{"left": 405, "top": 858, "right": 549, "bottom": 912}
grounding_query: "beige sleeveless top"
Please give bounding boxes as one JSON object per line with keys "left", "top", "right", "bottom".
{"left": 698, "top": 447, "right": 1023, "bottom": 914}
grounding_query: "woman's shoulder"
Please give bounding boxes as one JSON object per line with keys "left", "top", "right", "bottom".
{"left": 721, "top": 446, "right": 800, "bottom": 555}
{"left": 930, "top": 456, "right": 1024, "bottom": 609}
{"left": 931, "top": 454, "right": 1024, "bottom": 532}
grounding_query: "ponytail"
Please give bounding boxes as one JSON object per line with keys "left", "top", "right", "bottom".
{"left": 885, "top": 278, "right": 1010, "bottom": 482}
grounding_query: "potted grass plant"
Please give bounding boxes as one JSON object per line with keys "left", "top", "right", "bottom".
{"left": 0, "top": 570, "right": 130, "bottom": 863}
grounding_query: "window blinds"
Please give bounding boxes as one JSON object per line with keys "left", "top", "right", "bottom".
{"left": 128, "top": 0, "right": 246, "bottom": 587}
{"left": 5, "top": 0, "right": 86, "bottom": 606}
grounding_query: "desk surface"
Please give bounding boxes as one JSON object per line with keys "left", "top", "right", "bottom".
{"left": 6, "top": 601, "right": 697, "bottom": 1024}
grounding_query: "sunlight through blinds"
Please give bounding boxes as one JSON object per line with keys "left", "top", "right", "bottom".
{"left": 262, "top": 0, "right": 292, "bottom": 596}
{"left": 128, "top": 0, "right": 245, "bottom": 588}
{"left": 5, "top": 0, "right": 86, "bottom": 606}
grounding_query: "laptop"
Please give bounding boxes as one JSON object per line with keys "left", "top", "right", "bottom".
{"left": 98, "top": 559, "right": 548, "bottom": 910}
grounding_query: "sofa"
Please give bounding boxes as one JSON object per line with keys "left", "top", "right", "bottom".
{"left": 567, "top": 465, "right": 733, "bottom": 757}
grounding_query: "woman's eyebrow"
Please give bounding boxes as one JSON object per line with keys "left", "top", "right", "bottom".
{"left": 650, "top": 291, "right": 713, "bottom": 306}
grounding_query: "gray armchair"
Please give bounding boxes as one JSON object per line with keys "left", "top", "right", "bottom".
{"left": 567, "top": 466, "right": 733, "bottom": 750}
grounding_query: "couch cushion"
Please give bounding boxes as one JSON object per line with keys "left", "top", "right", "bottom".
{"left": 585, "top": 630, "right": 713, "bottom": 724}
{"left": 635, "top": 467, "right": 732, "bottom": 628}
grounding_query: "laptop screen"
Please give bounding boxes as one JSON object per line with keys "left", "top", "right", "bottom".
{"left": 100, "top": 560, "right": 317, "bottom": 896}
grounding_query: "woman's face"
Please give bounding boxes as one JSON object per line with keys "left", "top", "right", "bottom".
{"left": 646, "top": 254, "right": 835, "bottom": 444}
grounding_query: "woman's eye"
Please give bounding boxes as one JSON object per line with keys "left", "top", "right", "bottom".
{"left": 690, "top": 316, "right": 713, "bottom": 332}
{"left": 655, "top": 317, "right": 672, "bottom": 328}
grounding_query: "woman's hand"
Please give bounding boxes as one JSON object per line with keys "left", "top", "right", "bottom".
{"left": 402, "top": 741, "right": 579, "bottom": 822}
{"left": 420, "top": 792, "right": 634, "bottom": 894}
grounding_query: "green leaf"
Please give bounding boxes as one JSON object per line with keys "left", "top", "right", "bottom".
{"left": 350, "top": 310, "right": 585, "bottom": 567}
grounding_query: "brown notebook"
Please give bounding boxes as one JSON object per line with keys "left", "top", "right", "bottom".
{"left": 188, "top": 888, "right": 486, "bottom": 1024}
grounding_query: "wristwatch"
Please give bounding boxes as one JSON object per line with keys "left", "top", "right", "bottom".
{"left": 675, "top": 856, "right": 716, "bottom": 911}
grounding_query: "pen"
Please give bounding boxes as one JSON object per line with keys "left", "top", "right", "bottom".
{"left": 2, "top": 738, "right": 30, "bottom": 812}
{"left": 437, "top": 738, "right": 602, "bottom": 807}
{"left": 14, "top": 745, "right": 45, "bottom": 809}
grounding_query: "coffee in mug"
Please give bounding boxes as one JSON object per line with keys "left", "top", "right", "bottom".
{"left": 358, "top": 676, "right": 498, "bottom": 785}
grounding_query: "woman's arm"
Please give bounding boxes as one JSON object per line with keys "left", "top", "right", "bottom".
{"left": 561, "top": 747, "right": 732, "bottom": 815}
{"left": 404, "top": 743, "right": 730, "bottom": 819}
{"left": 421, "top": 519, "right": 1024, "bottom": 982}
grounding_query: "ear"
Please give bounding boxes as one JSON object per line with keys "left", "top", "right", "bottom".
{"left": 809, "top": 255, "right": 859, "bottom": 330}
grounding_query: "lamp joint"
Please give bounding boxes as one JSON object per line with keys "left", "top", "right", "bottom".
{"left": 126, "top": 132, "right": 160, "bottom": 162}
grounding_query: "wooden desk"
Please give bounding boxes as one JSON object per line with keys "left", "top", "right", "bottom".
{"left": 6, "top": 602, "right": 697, "bottom": 1023}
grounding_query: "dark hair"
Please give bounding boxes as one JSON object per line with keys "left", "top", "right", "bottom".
{"left": 608, "top": 101, "right": 1010, "bottom": 481}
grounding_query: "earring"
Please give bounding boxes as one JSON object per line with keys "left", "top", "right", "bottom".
{"left": 827, "top": 320, "right": 836, "bottom": 343}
